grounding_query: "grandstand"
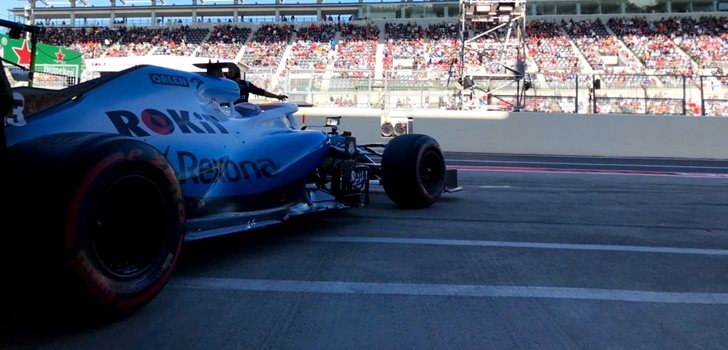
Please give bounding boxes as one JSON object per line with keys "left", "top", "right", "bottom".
{"left": 4, "top": 0, "right": 728, "bottom": 116}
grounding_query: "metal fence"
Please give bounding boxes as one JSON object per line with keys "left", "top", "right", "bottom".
{"left": 7, "top": 67, "right": 80, "bottom": 90}
{"left": 272, "top": 71, "right": 728, "bottom": 117}
{"left": 20, "top": 67, "right": 728, "bottom": 117}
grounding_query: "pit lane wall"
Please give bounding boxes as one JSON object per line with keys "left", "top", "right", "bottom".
{"left": 294, "top": 108, "right": 728, "bottom": 160}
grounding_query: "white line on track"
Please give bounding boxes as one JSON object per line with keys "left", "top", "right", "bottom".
{"left": 450, "top": 165, "right": 728, "bottom": 178}
{"left": 171, "top": 277, "right": 728, "bottom": 305}
{"left": 479, "top": 185, "right": 512, "bottom": 189}
{"left": 449, "top": 159, "right": 728, "bottom": 170}
{"left": 299, "top": 236, "right": 728, "bottom": 257}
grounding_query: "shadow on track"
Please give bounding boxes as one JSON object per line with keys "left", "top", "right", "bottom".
{"left": 0, "top": 213, "right": 352, "bottom": 346}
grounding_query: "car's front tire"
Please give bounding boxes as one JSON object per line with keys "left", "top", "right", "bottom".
{"left": 381, "top": 134, "right": 446, "bottom": 208}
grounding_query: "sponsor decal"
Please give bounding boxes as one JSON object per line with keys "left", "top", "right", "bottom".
{"left": 55, "top": 48, "right": 65, "bottom": 63}
{"left": 141, "top": 109, "right": 174, "bottom": 135}
{"left": 149, "top": 73, "right": 190, "bottom": 87}
{"left": 106, "top": 109, "right": 229, "bottom": 136}
{"left": 176, "top": 151, "right": 278, "bottom": 184}
{"left": 12, "top": 39, "right": 32, "bottom": 65}
{"left": 70, "top": 251, "right": 115, "bottom": 305}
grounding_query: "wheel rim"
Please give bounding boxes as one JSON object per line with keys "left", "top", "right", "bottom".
{"left": 419, "top": 150, "right": 444, "bottom": 194}
{"left": 92, "top": 174, "right": 168, "bottom": 279}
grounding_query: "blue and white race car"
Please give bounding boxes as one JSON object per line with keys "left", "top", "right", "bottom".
{"left": 0, "top": 20, "right": 458, "bottom": 317}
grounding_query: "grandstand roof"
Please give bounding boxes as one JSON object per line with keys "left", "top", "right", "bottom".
{"left": 8, "top": 0, "right": 727, "bottom": 27}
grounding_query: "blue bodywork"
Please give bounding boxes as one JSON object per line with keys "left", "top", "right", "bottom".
{"left": 6, "top": 65, "right": 341, "bottom": 240}
{"left": 7, "top": 65, "right": 328, "bottom": 198}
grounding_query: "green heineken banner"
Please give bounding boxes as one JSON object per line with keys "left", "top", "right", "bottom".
{"left": 0, "top": 34, "right": 83, "bottom": 78}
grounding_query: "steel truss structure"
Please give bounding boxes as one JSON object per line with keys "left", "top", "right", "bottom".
{"left": 456, "top": 0, "right": 529, "bottom": 111}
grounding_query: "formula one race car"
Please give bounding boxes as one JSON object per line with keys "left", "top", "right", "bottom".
{"left": 0, "top": 21, "right": 458, "bottom": 316}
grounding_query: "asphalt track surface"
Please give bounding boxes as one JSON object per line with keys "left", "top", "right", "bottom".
{"left": 3, "top": 154, "right": 728, "bottom": 350}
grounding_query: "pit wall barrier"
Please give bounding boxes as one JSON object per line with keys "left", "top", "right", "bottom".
{"left": 295, "top": 108, "right": 728, "bottom": 160}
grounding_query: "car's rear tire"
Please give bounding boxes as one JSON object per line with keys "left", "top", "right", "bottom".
{"left": 381, "top": 134, "right": 446, "bottom": 208}
{"left": 3, "top": 133, "right": 185, "bottom": 317}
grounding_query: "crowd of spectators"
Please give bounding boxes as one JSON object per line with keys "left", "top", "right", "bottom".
{"left": 20, "top": 18, "right": 728, "bottom": 117}
{"left": 383, "top": 22, "right": 427, "bottom": 78}
{"left": 153, "top": 26, "right": 209, "bottom": 56}
{"left": 669, "top": 16, "right": 728, "bottom": 71}
{"left": 196, "top": 25, "right": 252, "bottom": 59}
{"left": 563, "top": 18, "right": 645, "bottom": 78}
{"left": 563, "top": 18, "right": 612, "bottom": 71}
{"left": 105, "top": 27, "right": 168, "bottom": 57}
{"left": 240, "top": 24, "right": 294, "bottom": 68}
{"left": 598, "top": 72, "right": 658, "bottom": 88}
{"left": 525, "top": 97, "right": 564, "bottom": 112}
{"left": 30, "top": 16, "right": 728, "bottom": 71}
{"left": 427, "top": 22, "right": 461, "bottom": 41}
{"left": 425, "top": 23, "right": 461, "bottom": 81}
{"left": 41, "top": 26, "right": 123, "bottom": 59}
{"left": 706, "top": 100, "right": 728, "bottom": 116}
{"left": 608, "top": 17, "right": 696, "bottom": 76}
{"left": 595, "top": 97, "right": 684, "bottom": 115}
{"left": 334, "top": 24, "right": 379, "bottom": 79}
{"left": 527, "top": 20, "right": 581, "bottom": 74}
{"left": 286, "top": 24, "right": 336, "bottom": 71}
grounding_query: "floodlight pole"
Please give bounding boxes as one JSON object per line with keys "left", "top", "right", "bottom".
{"left": 457, "top": 0, "right": 528, "bottom": 111}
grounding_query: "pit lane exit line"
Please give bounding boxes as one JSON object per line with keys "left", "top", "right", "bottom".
{"left": 172, "top": 277, "right": 728, "bottom": 305}
{"left": 449, "top": 159, "right": 728, "bottom": 171}
{"left": 450, "top": 165, "right": 728, "bottom": 178}
{"left": 299, "top": 236, "right": 728, "bottom": 257}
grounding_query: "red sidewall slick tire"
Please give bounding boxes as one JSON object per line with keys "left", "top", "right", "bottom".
{"left": 381, "top": 134, "right": 446, "bottom": 208}
{"left": 4, "top": 133, "right": 185, "bottom": 317}
{"left": 66, "top": 142, "right": 185, "bottom": 314}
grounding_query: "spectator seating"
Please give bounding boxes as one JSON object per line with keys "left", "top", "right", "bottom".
{"left": 196, "top": 25, "right": 252, "bottom": 59}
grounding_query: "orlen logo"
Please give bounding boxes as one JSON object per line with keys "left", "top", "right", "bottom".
{"left": 106, "top": 109, "right": 229, "bottom": 137}
{"left": 149, "top": 73, "right": 189, "bottom": 87}
{"left": 177, "top": 151, "right": 278, "bottom": 184}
